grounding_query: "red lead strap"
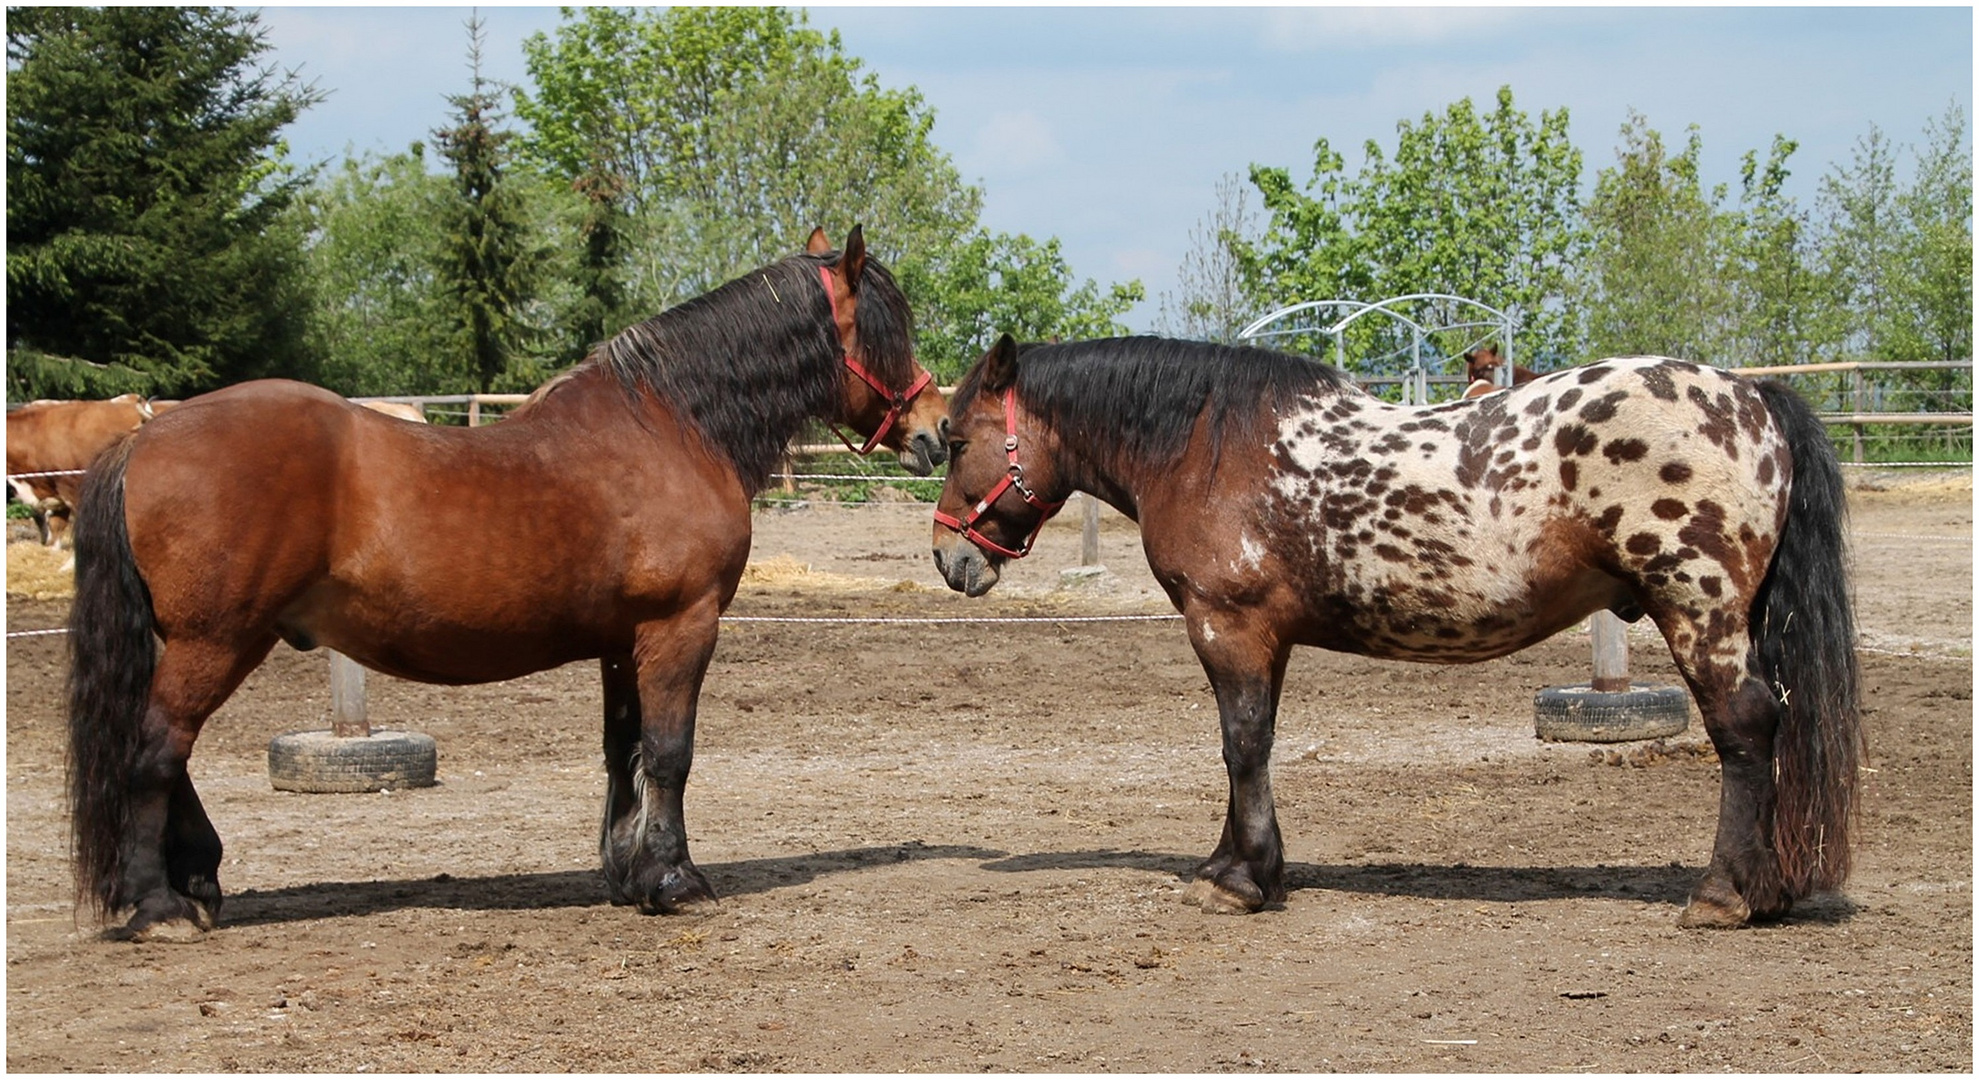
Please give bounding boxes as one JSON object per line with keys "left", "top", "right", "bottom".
{"left": 819, "top": 265, "right": 931, "bottom": 455}
{"left": 932, "top": 387, "right": 1066, "bottom": 559}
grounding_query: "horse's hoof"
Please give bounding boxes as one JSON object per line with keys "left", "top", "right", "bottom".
{"left": 1678, "top": 877, "right": 1751, "bottom": 929}
{"left": 118, "top": 918, "right": 210, "bottom": 944}
{"left": 665, "top": 894, "right": 721, "bottom": 917}
{"left": 1184, "top": 877, "right": 1261, "bottom": 915}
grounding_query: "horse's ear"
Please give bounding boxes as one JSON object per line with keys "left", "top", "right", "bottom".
{"left": 805, "top": 227, "right": 831, "bottom": 255}
{"left": 838, "top": 225, "right": 867, "bottom": 293}
{"left": 980, "top": 332, "right": 1019, "bottom": 393}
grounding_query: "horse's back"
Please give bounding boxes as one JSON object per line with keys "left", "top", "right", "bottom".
{"left": 117, "top": 374, "right": 753, "bottom": 680}
{"left": 1258, "top": 356, "right": 1790, "bottom": 661}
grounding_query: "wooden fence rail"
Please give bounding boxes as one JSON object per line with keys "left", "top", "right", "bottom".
{"left": 355, "top": 359, "right": 1975, "bottom": 464}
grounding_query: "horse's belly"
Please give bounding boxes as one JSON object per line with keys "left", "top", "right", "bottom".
{"left": 279, "top": 585, "right": 610, "bottom": 685}
{"left": 1303, "top": 562, "right": 1621, "bottom": 664}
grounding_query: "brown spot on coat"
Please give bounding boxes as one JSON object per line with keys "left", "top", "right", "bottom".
{"left": 1603, "top": 437, "right": 1649, "bottom": 463}
{"left": 1651, "top": 498, "right": 1688, "bottom": 520}
{"left": 1659, "top": 461, "right": 1693, "bottom": 484}
{"left": 1554, "top": 424, "right": 1598, "bottom": 457}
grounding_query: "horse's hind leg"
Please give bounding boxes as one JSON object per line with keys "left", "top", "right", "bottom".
{"left": 1653, "top": 611, "right": 1790, "bottom": 928}
{"left": 120, "top": 635, "right": 274, "bottom": 939}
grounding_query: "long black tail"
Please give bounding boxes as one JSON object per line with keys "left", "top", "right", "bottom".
{"left": 1751, "top": 379, "right": 1863, "bottom": 896}
{"left": 66, "top": 436, "right": 156, "bottom": 919}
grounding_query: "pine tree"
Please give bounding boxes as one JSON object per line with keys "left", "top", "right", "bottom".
{"left": 431, "top": 14, "right": 543, "bottom": 393}
{"left": 6, "top": 7, "right": 321, "bottom": 396}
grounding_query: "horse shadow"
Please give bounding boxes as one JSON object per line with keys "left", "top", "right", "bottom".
{"left": 218, "top": 844, "right": 1860, "bottom": 928}
{"left": 975, "top": 849, "right": 1861, "bottom": 922}
{"left": 218, "top": 841, "right": 1007, "bottom": 928}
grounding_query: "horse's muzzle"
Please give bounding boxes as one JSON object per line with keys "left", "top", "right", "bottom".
{"left": 897, "top": 418, "right": 949, "bottom": 477}
{"left": 932, "top": 536, "right": 999, "bottom": 597}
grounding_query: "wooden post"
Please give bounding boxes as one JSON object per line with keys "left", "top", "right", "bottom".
{"left": 468, "top": 397, "right": 482, "bottom": 428}
{"left": 1844, "top": 367, "right": 1860, "bottom": 460}
{"left": 329, "top": 650, "right": 369, "bottom": 738}
{"left": 1080, "top": 494, "right": 1101, "bottom": 567}
{"left": 1589, "top": 611, "right": 1630, "bottom": 692}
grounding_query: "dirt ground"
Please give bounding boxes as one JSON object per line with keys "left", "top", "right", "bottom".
{"left": 5, "top": 471, "right": 1971, "bottom": 1072}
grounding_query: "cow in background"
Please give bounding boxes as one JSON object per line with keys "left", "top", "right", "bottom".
{"left": 6, "top": 394, "right": 175, "bottom": 547}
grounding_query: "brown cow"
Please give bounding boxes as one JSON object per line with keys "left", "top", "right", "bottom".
{"left": 6, "top": 394, "right": 173, "bottom": 547}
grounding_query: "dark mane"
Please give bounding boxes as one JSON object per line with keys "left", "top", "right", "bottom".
{"left": 954, "top": 336, "right": 1356, "bottom": 469}
{"left": 591, "top": 250, "right": 915, "bottom": 493}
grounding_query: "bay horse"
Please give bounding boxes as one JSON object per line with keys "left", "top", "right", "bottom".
{"left": 68, "top": 226, "right": 946, "bottom": 940}
{"left": 1461, "top": 342, "right": 1539, "bottom": 399}
{"left": 932, "top": 334, "right": 1861, "bottom": 929}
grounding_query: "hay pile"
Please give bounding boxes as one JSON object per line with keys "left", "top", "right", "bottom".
{"left": 6, "top": 542, "right": 74, "bottom": 601}
{"left": 740, "top": 553, "right": 928, "bottom": 594}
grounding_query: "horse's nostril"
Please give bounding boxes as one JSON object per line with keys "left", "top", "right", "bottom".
{"left": 938, "top": 416, "right": 951, "bottom": 441}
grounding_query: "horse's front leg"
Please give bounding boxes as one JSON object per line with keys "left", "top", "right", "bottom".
{"left": 598, "top": 601, "right": 722, "bottom": 915}
{"left": 1181, "top": 605, "right": 1292, "bottom": 914}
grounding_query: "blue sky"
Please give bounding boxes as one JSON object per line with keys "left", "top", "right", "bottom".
{"left": 255, "top": 5, "right": 1972, "bottom": 330}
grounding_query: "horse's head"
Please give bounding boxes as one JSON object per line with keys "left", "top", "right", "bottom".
{"left": 1462, "top": 343, "right": 1504, "bottom": 384}
{"left": 808, "top": 226, "right": 948, "bottom": 475}
{"left": 931, "top": 334, "right": 1069, "bottom": 597}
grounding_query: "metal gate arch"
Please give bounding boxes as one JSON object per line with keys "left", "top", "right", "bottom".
{"left": 1236, "top": 294, "right": 1519, "bottom": 405}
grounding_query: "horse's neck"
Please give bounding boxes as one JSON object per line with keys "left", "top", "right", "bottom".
{"left": 510, "top": 365, "right": 679, "bottom": 442}
{"left": 1049, "top": 425, "right": 1145, "bottom": 523}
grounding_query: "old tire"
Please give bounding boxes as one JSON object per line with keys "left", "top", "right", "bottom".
{"left": 267, "top": 730, "right": 438, "bottom": 793}
{"left": 1533, "top": 684, "right": 1690, "bottom": 743}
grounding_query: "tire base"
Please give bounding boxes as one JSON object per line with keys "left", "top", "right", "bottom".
{"left": 1533, "top": 684, "right": 1691, "bottom": 743}
{"left": 267, "top": 730, "right": 438, "bottom": 793}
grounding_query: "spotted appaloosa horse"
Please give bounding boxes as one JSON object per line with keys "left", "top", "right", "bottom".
{"left": 934, "top": 335, "right": 1861, "bottom": 929}
{"left": 68, "top": 227, "right": 946, "bottom": 940}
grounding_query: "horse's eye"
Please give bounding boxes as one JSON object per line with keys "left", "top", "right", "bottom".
{"left": 947, "top": 440, "right": 968, "bottom": 459}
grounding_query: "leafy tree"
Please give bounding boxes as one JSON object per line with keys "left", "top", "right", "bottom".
{"left": 515, "top": 7, "right": 1140, "bottom": 369}
{"left": 1236, "top": 87, "right": 1584, "bottom": 371}
{"left": 298, "top": 148, "right": 454, "bottom": 395}
{"left": 901, "top": 231, "right": 1144, "bottom": 380}
{"left": 1577, "top": 113, "right": 1735, "bottom": 362}
{"left": 6, "top": 6, "right": 321, "bottom": 397}
{"left": 1155, "top": 173, "right": 1260, "bottom": 343}
{"left": 1812, "top": 104, "right": 1972, "bottom": 422}
{"left": 1725, "top": 135, "right": 1820, "bottom": 366}
{"left": 516, "top": 6, "right": 978, "bottom": 309}
{"left": 1894, "top": 104, "right": 1973, "bottom": 369}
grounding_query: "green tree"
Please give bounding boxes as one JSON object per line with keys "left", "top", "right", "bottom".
{"left": 1812, "top": 105, "right": 1972, "bottom": 423}
{"left": 1577, "top": 113, "right": 1736, "bottom": 362}
{"left": 1726, "top": 134, "right": 1820, "bottom": 365}
{"left": 902, "top": 231, "right": 1144, "bottom": 380}
{"left": 1236, "top": 87, "right": 1584, "bottom": 370}
{"left": 516, "top": 6, "right": 978, "bottom": 308}
{"left": 513, "top": 6, "right": 1142, "bottom": 369}
{"left": 6, "top": 6, "right": 321, "bottom": 397}
{"left": 298, "top": 148, "right": 454, "bottom": 395}
{"left": 432, "top": 16, "right": 548, "bottom": 393}
{"left": 1893, "top": 104, "right": 1973, "bottom": 369}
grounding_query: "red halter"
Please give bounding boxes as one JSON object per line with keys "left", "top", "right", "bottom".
{"left": 819, "top": 265, "right": 932, "bottom": 455}
{"left": 931, "top": 387, "right": 1066, "bottom": 560}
